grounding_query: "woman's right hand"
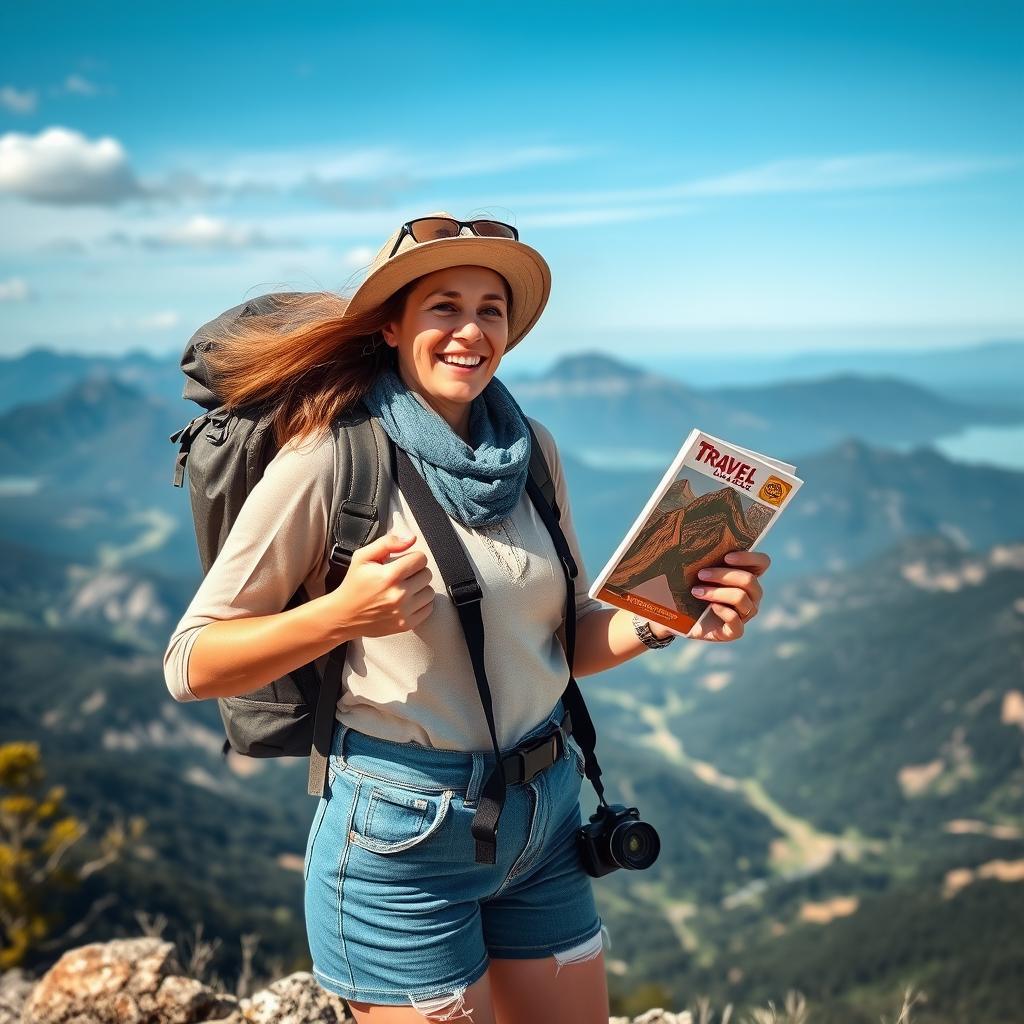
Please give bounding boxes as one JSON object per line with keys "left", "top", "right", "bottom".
{"left": 326, "top": 532, "right": 436, "bottom": 638}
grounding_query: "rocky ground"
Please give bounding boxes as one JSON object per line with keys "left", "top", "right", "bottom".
{"left": 0, "top": 938, "right": 693, "bottom": 1023}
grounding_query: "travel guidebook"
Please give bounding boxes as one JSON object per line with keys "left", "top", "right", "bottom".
{"left": 588, "top": 430, "right": 804, "bottom": 637}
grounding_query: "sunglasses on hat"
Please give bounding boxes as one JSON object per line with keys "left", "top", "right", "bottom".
{"left": 387, "top": 217, "right": 519, "bottom": 260}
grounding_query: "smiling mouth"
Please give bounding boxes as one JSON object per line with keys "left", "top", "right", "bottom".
{"left": 435, "top": 353, "right": 487, "bottom": 369}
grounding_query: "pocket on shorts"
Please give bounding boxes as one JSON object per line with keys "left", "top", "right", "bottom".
{"left": 347, "top": 773, "right": 454, "bottom": 855}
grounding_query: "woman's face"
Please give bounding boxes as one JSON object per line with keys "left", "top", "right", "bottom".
{"left": 381, "top": 265, "right": 510, "bottom": 441}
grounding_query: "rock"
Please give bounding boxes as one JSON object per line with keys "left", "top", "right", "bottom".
{"left": 16, "top": 935, "right": 700, "bottom": 1024}
{"left": 629, "top": 1011, "right": 693, "bottom": 1024}
{"left": 240, "top": 972, "right": 352, "bottom": 1023}
{"left": 20, "top": 937, "right": 238, "bottom": 1024}
{"left": 0, "top": 970, "right": 34, "bottom": 1024}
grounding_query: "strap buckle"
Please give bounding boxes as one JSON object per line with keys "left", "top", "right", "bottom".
{"left": 330, "top": 500, "right": 380, "bottom": 568}
{"left": 329, "top": 543, "right": 353, "bottom": 568}
{"left": 516, "top": 731, "right": 561, "bottom": 784}
{"left": 449, "top": 579, "right": 483, "bottom": 605}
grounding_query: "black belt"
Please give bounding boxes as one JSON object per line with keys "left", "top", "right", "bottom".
{"left": 500, "top": 709, "right": 573, "bottom": 786}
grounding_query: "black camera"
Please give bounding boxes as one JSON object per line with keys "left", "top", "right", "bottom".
{"left": 576, "top": 802, "right": 661, "bottom": 877}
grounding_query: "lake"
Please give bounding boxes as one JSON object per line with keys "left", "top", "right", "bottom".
{"left": 577, "top": 423, "right": 1024, "bottom": 475}
{"left": 912, "top": 423, "right": 1024, "bottom": 472}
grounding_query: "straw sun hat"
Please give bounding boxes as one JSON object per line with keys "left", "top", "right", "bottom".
{"left": 342, "top": 211, "right": 552, "bottom": 353}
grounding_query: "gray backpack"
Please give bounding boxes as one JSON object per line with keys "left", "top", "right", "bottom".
{"left": 169, "top": 291, "right": 570, "bottom": 800}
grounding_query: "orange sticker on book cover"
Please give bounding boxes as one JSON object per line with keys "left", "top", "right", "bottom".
{"left": 757, "top": 475, "right": 792, "bottom": 506}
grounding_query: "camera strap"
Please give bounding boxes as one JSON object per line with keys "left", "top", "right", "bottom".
{"left": 393, "top": 435, "right": 606, "bottom": 867}
{"left": 524, "top": 471, "right": 606, "bottom": 806}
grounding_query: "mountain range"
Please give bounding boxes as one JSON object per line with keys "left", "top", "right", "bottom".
{"left": 3, "top": 354, "right": 1023, "bottom": 585}
{"left": 585, "top": 532, "right": 1024, "bottom": 1016}
{"left": 2, "top": 533, "right": 1020, "bottom": 1020}
{"left": 8, "top": 334, "right": 1023, "bottom": 413}
{"left": 643, "top": 336, "right": 1024, "bottom": 408}
{"left": 0, "top": 346, "right": 1021, "bottom": 1021}
{"left": 510, "top": 354, "right": 1020, "bottom": 461}
{"left": 5, "top": 343, "right": 1023, "bottom": 459}
{"left": 0, "top": 347, "right": 185, "bottom": 414}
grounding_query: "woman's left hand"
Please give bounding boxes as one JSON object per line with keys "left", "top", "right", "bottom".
{"left": 683, "top": 549, "right": 771, "bottom": 642}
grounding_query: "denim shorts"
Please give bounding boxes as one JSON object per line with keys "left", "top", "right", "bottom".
{"left": 303, "top": 695, "right": 607, "bottom": 1010}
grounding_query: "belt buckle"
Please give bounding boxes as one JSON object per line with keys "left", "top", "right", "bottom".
{"left": 518, "top": 732, "right": 560, "bottom": 783}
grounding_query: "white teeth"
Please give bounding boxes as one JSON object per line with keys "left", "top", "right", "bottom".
{"left": 440, "top": 354, "right": 483, "bottom": 367}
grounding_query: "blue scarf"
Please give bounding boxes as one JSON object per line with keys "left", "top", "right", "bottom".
{"left": 361, "top": 366, "right": 532, "bottom": 528}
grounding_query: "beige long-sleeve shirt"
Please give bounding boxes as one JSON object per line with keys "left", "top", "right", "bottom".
{"left": 163, "top": 414, "right": 606, "bottom": 750}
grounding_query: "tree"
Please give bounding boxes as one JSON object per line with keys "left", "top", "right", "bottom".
{"left": 0, "top": 741, "right": 146, "bottom": 967}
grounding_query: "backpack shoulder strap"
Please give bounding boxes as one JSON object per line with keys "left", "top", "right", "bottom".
{"left": 325, "top": 402, "right": 392, "bottom": 582}
{"left": 524, "top": 418, "right": 558, "bottom": 518}
{"left": 307, "top": 401, "right": 391, "bottom": 796}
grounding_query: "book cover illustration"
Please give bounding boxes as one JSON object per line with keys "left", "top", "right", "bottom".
{"left": 588, "top": 430, "right": 803, "bottom": 637}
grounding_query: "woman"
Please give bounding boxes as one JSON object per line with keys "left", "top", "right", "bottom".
{"left": 163, "top": 212, "right": 770, "bottom": 1023}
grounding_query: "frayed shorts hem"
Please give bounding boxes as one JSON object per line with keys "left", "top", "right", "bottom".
{"left": 312, "top": 952, "right": 491, "bottom": 1006}
{"left": 486, "top": 920, "right": 605, "bottom": 960}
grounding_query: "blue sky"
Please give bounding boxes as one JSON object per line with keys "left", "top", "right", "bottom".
{"left": 1, "top": 0, "right": 1022, "bottom": 367}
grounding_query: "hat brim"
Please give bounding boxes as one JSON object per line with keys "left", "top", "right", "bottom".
{"left": 342, "top": 236, "right": 550, "bottom": 352}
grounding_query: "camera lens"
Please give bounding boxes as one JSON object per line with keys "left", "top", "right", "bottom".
{"left": 609, "top": 820, "right": 660, "bottom": 869}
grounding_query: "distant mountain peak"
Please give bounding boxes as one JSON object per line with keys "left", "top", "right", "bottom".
{"left": 72, "top": 372, "right": 147, "bottom": 402}
{"left": 829, "top": 435, "right": 950, "bottom": 466}
{"left": 38, "top": 373, "right": 159, "bottom": 419}
{"left": 544, "top": 351, "right": 650, "bottom": 381}
{"left": 833, "top": 436, "right": 875, "bottom": 458}
{"left": 0, "top": 372, "right": 155, "bottom": 430}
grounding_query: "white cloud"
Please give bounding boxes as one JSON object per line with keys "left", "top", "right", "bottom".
{"left": 675, "top": 153, "right": 1021, "bottom": 197}
{"left": 0, "top": 126, "right": 147, "bottom": 205}
{"left": 341, "top": 245, "right": 375, "bottom": 269}
{"left": 425, "top": 145, "right": 592, "bottom": 179}
{"left": 47, "top": 73, "right": 113, "bottom": 99}
{"left": 478, "top": 152, "right": 1022, "bottom": 210}
{"left": 0, "top": 86, "right": 37, "bottom": 114}
{"left": 4, "top": 134, "right": 1004, "bottom": 224}
{"left": 224, "top": 142, "right": 590, "bottom": 188}
{"left": 0, "top": 277, "right": 30, "bottom": 301}
{"left": 0, "top": 135, "right": 593, "bottom": 209}
{"left": 107, "top": 213, "right": 303, "bottom": 250}
{"left": 152, "top": 142, "right": 595, "bottom": 207}
{"left": 158, "top": 214, "right": 259, "bottom": 248}
{"left": 136, "top": 311, "right": 180, "bottom": 330}
{"left": 63, "top": 74, "right": 99, "bottom": 96}
{"left": 216, "top": 201, "right": 699, "bottom": 249}
{"left": 298, "top": 144, "right": 595, "bottom": 207}
{"left": 110, "top": 311, "right": 181, "bottom": 331}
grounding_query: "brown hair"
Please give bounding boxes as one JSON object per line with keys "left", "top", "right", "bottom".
{"left": 202, "top": 273, "right": 512, "bottom": 449}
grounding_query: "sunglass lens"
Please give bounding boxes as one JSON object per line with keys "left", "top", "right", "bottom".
{"left": 472, "top": 220, "right": 517, "bottom": 239}
{"left": 409, "top": 218, "right": 461, "bottom": 242}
